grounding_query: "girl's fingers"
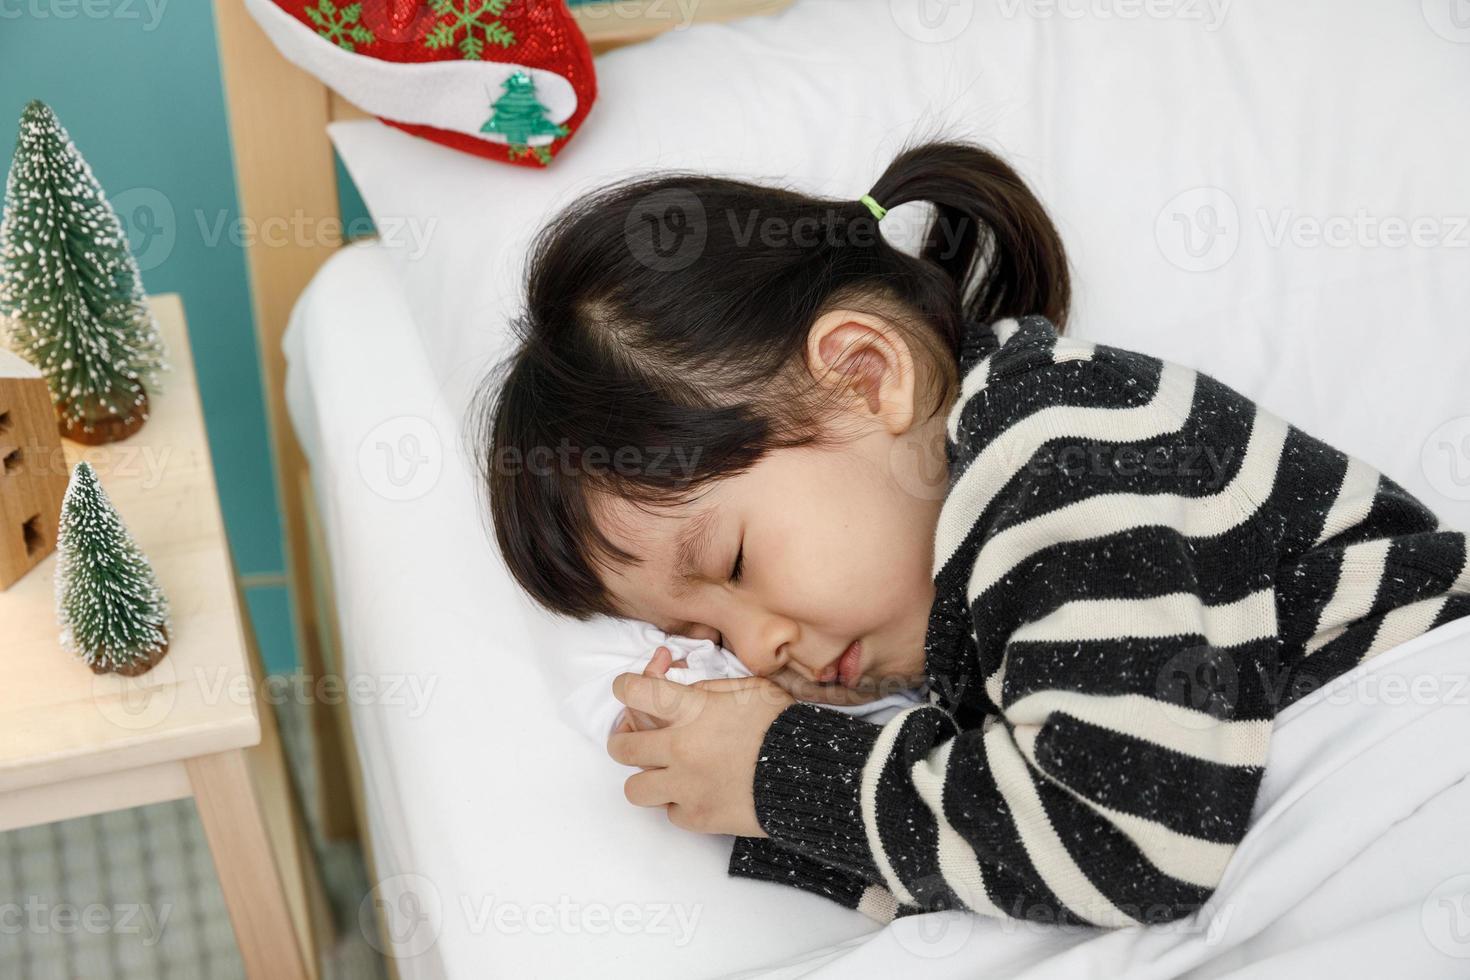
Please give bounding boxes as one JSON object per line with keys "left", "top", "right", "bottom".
{"left": 608, "top": 726, "right": 674, "bottom": 769}
{"left": 623, "top": 769, "right": 670, "bottom": 806}
{"left": 645, "top": 646, "right": 691, "bottom": 676}
{"left": 613, "top": 672, "right": 697, "bottom": 723}
{"left": 624, "top": 648, "right": 691, "bottom": 732}
{"left": 646, "top": 645, "right": 674, "bottom": 677}
{"left": 628, "top": 706, "right": 664, "bottom": 731}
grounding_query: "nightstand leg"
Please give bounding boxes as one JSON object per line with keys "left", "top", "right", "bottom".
{"left": 188, "top": 748, "right": 313, "bottom": 980}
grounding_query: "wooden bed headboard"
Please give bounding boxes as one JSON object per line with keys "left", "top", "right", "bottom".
{"left": 209, "top": 0, "right": 793, "bottom": 695}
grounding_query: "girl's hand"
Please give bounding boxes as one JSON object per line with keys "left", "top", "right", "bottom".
{"left": 607, "top": 672, "right": 795, "bottom": 838}
{"left": 613, "top": 646, "right": 688, "bottom": 735}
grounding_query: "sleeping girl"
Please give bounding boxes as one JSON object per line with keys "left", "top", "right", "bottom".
{"left": 471, "top": 140, "right": 1470, "bottom": 927}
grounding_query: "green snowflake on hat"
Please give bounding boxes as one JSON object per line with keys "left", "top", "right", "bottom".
{"left": 425, "top": 0, "right": 516, "bottom": 60}
{"left": 305, "top": 0, "right": 374, "bottom": 52}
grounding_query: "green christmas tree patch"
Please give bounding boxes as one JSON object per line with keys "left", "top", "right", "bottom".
{"left": 481, "top": 70, "right": 569, "bottom": 166}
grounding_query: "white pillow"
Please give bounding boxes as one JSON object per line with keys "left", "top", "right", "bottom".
{"left": 327, "top": 0, "right": 975, "bottom": 410}
{"left": 329, "top": 0, "right": 1470, "bottom": 532}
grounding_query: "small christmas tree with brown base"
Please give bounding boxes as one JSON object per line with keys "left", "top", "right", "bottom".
{"left": 54, "top": 460, "right": 171, "bottom": 675}
{"left": 0, "top": 101, "right": 168, "bottom": 445}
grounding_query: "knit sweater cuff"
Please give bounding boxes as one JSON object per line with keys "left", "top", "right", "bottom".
{"left": 752, "top": 701, "right": 886, "bottom": 884}
{"left": 727, "top": 836, "right": 898, "bottom": 924}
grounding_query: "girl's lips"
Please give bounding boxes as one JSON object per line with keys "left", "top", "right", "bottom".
{"left": 818, "top": 639, "right": 863, "bottom": 688}
{"left": 836, "top": 639, "right": 863, "bottom": 688}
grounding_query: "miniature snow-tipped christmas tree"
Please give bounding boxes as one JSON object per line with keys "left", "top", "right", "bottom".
{"left": 480, "top": 70, "right": 569, "bottom": 166}
{"left": 54, "top": 460, "right": 171, "bottom": 675}
{"left": 0, "top": 100, "right": 168, "bottom": 445}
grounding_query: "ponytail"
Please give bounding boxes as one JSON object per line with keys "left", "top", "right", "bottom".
{"left": 867, "top": 141, "right": 1071, "bottom": 333}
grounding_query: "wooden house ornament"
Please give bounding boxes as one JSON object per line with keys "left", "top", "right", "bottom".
{"left": 0, "top": 346, "right": 69, "bottom": 589}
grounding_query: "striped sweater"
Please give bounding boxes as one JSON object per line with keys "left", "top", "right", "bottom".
{"left": 728, "top": 314, "right": 1470, "bottom": 926}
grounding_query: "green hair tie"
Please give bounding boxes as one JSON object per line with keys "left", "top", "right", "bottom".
{"left": 859, "top": 193, "right": 888, "bottom": 222}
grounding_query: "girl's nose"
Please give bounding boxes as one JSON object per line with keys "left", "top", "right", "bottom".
{"left": 725, "top": 625, "right": 801, "bottom": 679}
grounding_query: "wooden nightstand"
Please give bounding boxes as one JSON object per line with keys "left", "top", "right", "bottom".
{"left": 0, "top": 294, "right": 328, "bottom": 980}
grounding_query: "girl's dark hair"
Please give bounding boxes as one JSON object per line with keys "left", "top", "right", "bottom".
{"left": 468, "top": 139, "right": 1070, "bottom": 621}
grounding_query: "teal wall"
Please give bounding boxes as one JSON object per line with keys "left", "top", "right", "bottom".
{"left": 0, "top": 5, "right": 299, "bottom": 672}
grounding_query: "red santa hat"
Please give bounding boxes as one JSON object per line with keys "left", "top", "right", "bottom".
{"left": 246, "top": 0, "right": 597, "bottom": 168}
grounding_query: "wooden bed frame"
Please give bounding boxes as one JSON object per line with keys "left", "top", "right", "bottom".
{"left": 210, "top": 0, "right": 793, "bottom": 970}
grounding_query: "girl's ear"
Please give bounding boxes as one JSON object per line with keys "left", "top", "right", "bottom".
{"left": 805, "top": 309, "right": 918, "bottom": 436}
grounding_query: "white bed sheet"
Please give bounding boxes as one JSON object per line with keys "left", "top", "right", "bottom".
{"left": 283, "top": 241, "right": 885, "bottom": 980}
{"left": 284, "top": 241, "right": 1470, "bottom": 980}
{"left": 282, "top": 2, "right": 1470, "bottom": 974}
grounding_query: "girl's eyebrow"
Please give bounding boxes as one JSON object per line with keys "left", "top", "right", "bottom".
{"left": 669, "top": 508, "right": 718, "bottom": 600}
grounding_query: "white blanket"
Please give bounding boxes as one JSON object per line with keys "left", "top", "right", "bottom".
{"left": 735, "top": 616, "right": 1470, "bottom": 978}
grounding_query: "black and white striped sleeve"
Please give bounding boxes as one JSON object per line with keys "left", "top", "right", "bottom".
{"left": 748, "top": 321, "right": 1281, "bottom": 925}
